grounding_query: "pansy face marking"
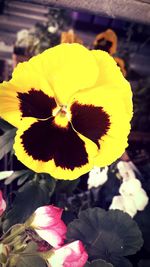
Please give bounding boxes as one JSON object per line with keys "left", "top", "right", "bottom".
{"left": 17, "top": 89, "right": 56, "bottom": 119}
{"left": 71, "top": 102, "right": 110, "bottom": 149}
{"left": 0, "top": 43, "right": 133, "bottom": 180}
{"left": 17, "top": 89, "right": 89, "bottom": 169}
{"left": 17, "top": 89, "right": 109, "bottom": 170}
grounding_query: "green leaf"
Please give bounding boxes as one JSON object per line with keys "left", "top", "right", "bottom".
{"left": 16, "top": 254, "right": 46, "bottom": 267}
{"left": 14, "top": 241, "right": 47, "bottom": 267}
{"left": 85, "top": 259, "right": 114, "bottom": 267}
{"left": 67, "top": 208, "right": 143, "bottom": 265}
{"left": 17, "top": 171, "right": 34, "bottom": 186}
{"left": 4, "top": 170, "right": 33, "bottom": 185}
{"left": 0, "top": 118, "right": 15, "bottom": 132}
{"left": 2, "top": 177, "right": 53, "bottom": 231}
{"left": 38, "top": 173, "right": 56, "bottom": 197}
{"left": 0, "top": 128, "right": 16, "bottom": 160}
{"left": 116, "top": 258, "right": 133, "bottom": 267}
{"left": 23, "top": 241, "right": 38, "bottom": 253}
{"left": 55, "top": 178, "right": 80, "bottom": 195}
{"left": 135, "top": 203, "right": 150, "bottom": 252}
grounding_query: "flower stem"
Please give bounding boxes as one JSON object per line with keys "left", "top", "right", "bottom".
{"left": 2, "top": 224, "right": 25, "bottom": 244}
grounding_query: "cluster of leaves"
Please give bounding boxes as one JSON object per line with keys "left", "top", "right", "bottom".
{"left": 0, "top": 205, "right": 144, "bottom": 267}
{"left": 1, "top": 116, "right": 150, "bottom": 266}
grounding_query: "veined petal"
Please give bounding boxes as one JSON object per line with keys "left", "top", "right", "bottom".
{"left": 11, "top": 60, "right": 54, "bottom": 99}
{"left": 70, "top": 84, "right": 132, "bottom": 166}
{"left": 0, "top": 81, "right": 23, "bottom": 127}
{"left": 39, "top": 43, "right": 99, "bottom": 104}
{"left": 0, "top": 80, "right": 56, "bottom": 127}
{"left": 14, "top": 118, "right": 97, "bottom": 180}
{"left": 10, "top": 44, "right": 99, "bottom": 106}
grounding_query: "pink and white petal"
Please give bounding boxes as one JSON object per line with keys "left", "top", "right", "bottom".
{"left": 0, "top": 191, "right": 6, "bottom": 216}
{"left": 35, "top": 228, "right": 65, "bottom": 248}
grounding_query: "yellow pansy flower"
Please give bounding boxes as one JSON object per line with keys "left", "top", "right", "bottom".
{"left": 0, "top": 44, "right": 132, "bottom": 180}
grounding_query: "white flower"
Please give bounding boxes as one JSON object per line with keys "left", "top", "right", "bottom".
{"left": 122, "top": 195, "right": 137, "bottom": 217}
{"left": 132, "top": 189, "right": 149, "bottom": 211}
{"left": 109, "top": 195, "right": 137, "bottom": 217}
{"left": 119, "top": 178, "right": 142, "bottom": 196}
{"left": 110, "top": 160, "right": 149, "bottom": 217}
{"left": 88, "top": 166, "right": 108, "bottom": 189}
{"left": 117, "top": 161, "right": 136, "bottom": 181}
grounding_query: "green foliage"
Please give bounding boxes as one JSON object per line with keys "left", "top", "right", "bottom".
{"left": 55, "top": 178, "right": 80, "bottom": 195}
{"left": 14, "top": 242, "right": 46, "bottom": 267}
{"left": 0, "top": 118, "right": 16, "bottom": 159}
{"left": 4, "top": 170, "right": 34, "bottom": 185}
{"left": 85, "top": 259, "right": 114, "bottom": 267}
{"left": 67, "top": 208, "right": 143, "bottom": 266}
{"left": 2, "top": 174, "right": 56, "bottom": 231}
{"left": 15, "top": 254, "right": 46, "bottom": 267}
{"left": 135, "top": 203, "right": 150, "bottom": 252}
{"left": 0, "top": 118, "right": 15, "bottom": 132}
{"left": 0, "top": 128, "right": 16, "bottom": 160}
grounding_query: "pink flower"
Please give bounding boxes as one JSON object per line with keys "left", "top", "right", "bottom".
{"left": 47, "top": 240, "right": 88, "bottom": 267}
{"left": 0, "top": 190, "right": 6, "bottom": 216}
{"left": 30, "top": 205, "right": 67, "bottom": 248}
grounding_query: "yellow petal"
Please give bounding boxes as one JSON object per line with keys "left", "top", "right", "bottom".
{"left": 0, "top": 81, "right": 22, "bottom": 127}
{"left": 11, "top": 60, "right": 54, "bottom": 99}
{"left": 92, "top": 50, "right": 132, "bottom": 117}
{"left": 70, "top": 83, "right": 132, "bottom": 167}
{"left": 39, "top": 43, "right": 99, "bottom": 104}
{"left": 0, "top": 76, "right": 55, "bottom": 128}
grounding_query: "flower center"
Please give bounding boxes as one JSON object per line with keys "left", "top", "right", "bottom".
{"left": 53, "top": 105, "right": 71, "bottom": 128}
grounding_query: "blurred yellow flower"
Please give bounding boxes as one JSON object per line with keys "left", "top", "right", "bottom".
{"left": 0, "top": 44, "right": 132, "bottom": 180}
